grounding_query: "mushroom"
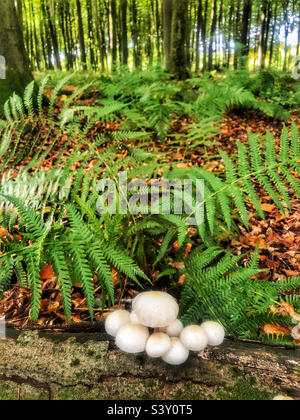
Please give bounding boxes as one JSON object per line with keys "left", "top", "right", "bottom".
{"left": 162, "top": 337, "right": 189, "bottom": 365}
{"left": 130, "top": 311, "right": 141, "bottom": 324}
{"left": 180, "top": 325, "right": 208, "bottom": 352}
{"left": 201, "top": 321, "right": 225, "bottom": 346}
{"left": 115, "top": 324, "right": 149, "bottom": 354}
{"left": 160, "top": 319, "right": 184, "bottom": 337}
{"left": 146, "top": 332, "right": 171, "bottom": 358}
{"left": 291, "top": 325, "right": 300, "bottom": 340}
{"left": 132, "top": 291, "right": 179, "bottom": 328}
{"left": 105, "top": 310, "right": 130, "bottom": 337}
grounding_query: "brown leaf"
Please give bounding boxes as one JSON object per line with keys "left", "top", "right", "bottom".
{"left": 262, "top": 324, "right": 290, "bottom": 337}
{"left": 40, "top": 265, "right": 55, "bottom": 280}
{"left": 261, "top": 203, "right": 276, "bottom": 213}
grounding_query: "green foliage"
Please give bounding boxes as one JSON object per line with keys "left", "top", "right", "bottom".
{"left": 180, "top": 246, "right": 300, "bottom": 340}
{"left": 0, "top": 71, "right": 299, "bottom": 346}
{"left": 168, "top": 125, "right": 300, "bottom": 241}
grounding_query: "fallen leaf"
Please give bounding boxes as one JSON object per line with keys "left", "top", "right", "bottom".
{"left": 40, "top": 265, "right": 55, "bottom": 280}
{"left": 262, "top": 324, "right": 290, "bottom": 337}
{"left": 261, "top": 204, "right": 276, "bottom": 213}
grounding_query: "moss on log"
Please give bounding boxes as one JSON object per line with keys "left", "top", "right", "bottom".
{"left": 0, "top": 331, "right": 299, "bottom": 400}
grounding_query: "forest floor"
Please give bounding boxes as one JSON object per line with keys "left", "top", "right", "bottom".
{"left": 0, "top": 87, "right": 299, "bottom": 334}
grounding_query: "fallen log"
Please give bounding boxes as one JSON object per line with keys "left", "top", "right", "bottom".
{"left": 0, "top": 330, "right": 299, "bottom": 400}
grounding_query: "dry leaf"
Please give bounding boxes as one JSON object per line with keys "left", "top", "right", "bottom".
{"left": 262, "top": 324, "right": 290, "bottom": 337}
{"left": 40, "top": 265, "right": 55, "bottom": 280}
{"left": 261, "top": 203, "right": 276, "bottom": 213}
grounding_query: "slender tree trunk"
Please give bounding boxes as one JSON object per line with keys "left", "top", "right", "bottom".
{"left": 45, "top": 1, "right": 62, "bottom": 70}
{"left": 155, "top": 0, "right": 161, "bottom": 60}
{"left": 202, "top": 0, "right": 208, "bottom": 71}
{"left": 162, "top": 0, "right": 173, "bottom": 72}
{"left": 76, "top": 0, "right": 87, "bottom": 69}
{"left": 111, "top": 0, "right": 118, "bottom": 68}
{"left": 208, "top": 0, "right": 217, "bottom": 71}
{"left": 86, "top": 0, "right": 96, "bottom": 69}
{"left": 131, "top": 0, "right": 140, "bottom": 68}
{"left": 269, "top": 0, "right": 278, "bottom": 67}
{"left": 240, "top": 0, "right": 252, "bottom": 68}
{"left": 258, "top": 0, "right": 268, "bottom": 69}
{"left": 283, "top": 1, "right": 290, "bottom": 72}
{"left": 195, "top": 0, "right": 203, "bottom": 73}
{"left": 233, "top": 0, "right": 241, "bottom": 70}
{"left": 120, "top": 0, "right": 128, "bottom": 66}
{"left": 0, "top": 0, "right": 33, "bottom": 110}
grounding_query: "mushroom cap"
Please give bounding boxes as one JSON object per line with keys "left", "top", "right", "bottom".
{"left": 130, "top": 311, "right": 141, "bottom": 324}
{"left": 132, "top": 291, "right": 179, "bottom": 328}
{"left": 162, "top": 319, "right": 184, "bottom": 337}
{"left": 162, "top": 337, "right": 189, "bottom": 365}
{"left": 180, "top": 325, "right": 208, "bottom": 352}
{"left": 201, "top": 321, "right": 225, "bottom": 346}
{"left": 105, "top": 310, "right": 131, "bottom": 337}
{"left": 115, "top": 324, "right": 149, "bottom": 354}
{"left": 146, "top": 333, "right": 171, "bottom": 358}
{"left": 291, "top": 325, "right": 300, "bottom": 340}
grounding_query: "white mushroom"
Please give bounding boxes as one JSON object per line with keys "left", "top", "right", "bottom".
{"left": 132, "top": 291, "right": 179, "bottom": 328}
{"left": 162, "top": 337, "right": 189, "bottom": 365}
{"left": 160, "top": 319, "right": 184, "bottom": 337}
{"left": 105, "top": 310, "right": 130, "bottom": 337}
{"left": 291, "top": 325, "right": 300, "bottom": 340}
{"left": 180, "top": 325, "right": 208, "bottom": 352}
{"left": 130, "top": 311, "right": 141, "bottom": 324}
{"left": 116, "top": 324, "right": 150, "bottom": 354}
{"left": 146, "top": 333, "right": 171, "bottom": 358}
{"left": 201, "top": 321, "right": 225, "bottom": 346}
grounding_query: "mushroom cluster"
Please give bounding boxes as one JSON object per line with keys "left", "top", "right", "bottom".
{"left": 105, "top": 291, "right": 225, "bottom": 365}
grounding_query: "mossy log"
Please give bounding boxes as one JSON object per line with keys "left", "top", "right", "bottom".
{"left": 0, "top": 330, "right": 299, "bottom": 400}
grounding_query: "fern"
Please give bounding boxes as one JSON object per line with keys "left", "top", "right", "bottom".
{"left": 169, "top": 125, "right": 299, "bottom": 238}
{"left": 180, "top": 246, "right": 300, "bottom": 340}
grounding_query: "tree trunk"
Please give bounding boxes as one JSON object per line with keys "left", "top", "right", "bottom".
{"left": 163, "top": 0, "right": 190, "bottom": 79}
{"left": 162, "top": 0, "right": 173, "bottom": 72}
{"left": 195, "top": 0, "right": 203, "bottom": 73}
{"left": 208, "top": 0, "right": 218, "bottom": 71}
{"left": 120, "top": 0, "right": 128, "bottom": 66}
{"left": 283, "top": 0, "right": 290, "bottom": 72}
{"left": 86, "top": 0, "right": 96, "bottom": 69}
{"left": 76, "top": 0, "right": 87, "bottom": 70}
{"left": 240, "top": 0, "right": 252, "bottom": 68}
{"left": 0, "top": 0, "right": 33, "bottom": 111}
{"left": 258, "top": 0, "right": 268, "bottom": 69}
{"left": 111, "top": 0, "right": 118, "bottom": 68}
{"left": 269, "top": 0, "right": 278, "bottom": 67}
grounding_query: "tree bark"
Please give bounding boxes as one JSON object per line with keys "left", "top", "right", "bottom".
{"left": 76, "top": 0, "right": 87, "bottom": 70}
{"left": 0, "top": 0, "right": 33, "bottom": 111}
{"left": 240, "top": 0, "right": 252, "bottom": 68}
{"left": 195, "top": 0, "right": 203, "bottom": 72}
{"left": 0, "top": 330, "right": 299, "bottom": 400}
{"left": 162, "top": 0, "right": 173, "bottom": 72}
{"left": 208, "top": 0, "right": 218, "bottom": 71}
{"left": 258, "top": 0, "right": 268, "bottom": 69}
{"left": 163, "top": 0, "right": 190, "bottom": 79}
{"left": 120, "top": 0, "right": 128, "bottom": 66}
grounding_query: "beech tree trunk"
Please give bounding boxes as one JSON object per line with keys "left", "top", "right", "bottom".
{"left": 76, "top": 0, "right": 87, "bottom": 70}
{"left": 120, "top": 0, "right": 128, "bottom": 66}
{"left": 0, "top": 0, "right": 33, "bottom": 111}
{"left": 162, "top": 0, "right": 190, "bottom": 80}
{"left": 240, "top": 0, "right": 252, "bottom": 68}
